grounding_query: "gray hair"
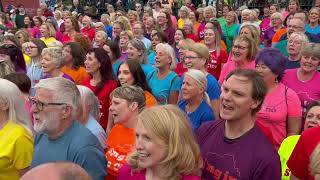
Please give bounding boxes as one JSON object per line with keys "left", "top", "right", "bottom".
{"left": 129, "top": 39, "right": 148, "bottom": 64}
{"left": 110, "top": 85, "right": 146, "bottom": 113}
{"left": 204, "top": 6, "right": 216, "bottom": 16}
{"left": 156, "top": 43, "right": 177, "bottom": 70}
{"left": 35, "top": 77, "right": 81, "bottom": 119}
{"left": 95, "top": 30, "right": 108, "bottom": 41}
{"left": 300, "top": 43, "right": 320, "bottom": 59}
{"left": 184, "top": 69, "right": 210, "bottom": 104}
{"left": 0, "top": 79, "right": 32, "bottom": 133}
{"left": 77, "top": 85, "right": 100, "bottom": 121}
{"left": 41, "top": 47, "right": 65, "bottom": 69}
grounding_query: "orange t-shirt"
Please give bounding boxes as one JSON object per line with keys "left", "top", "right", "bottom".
{"left": 61, "top": 66, "right": 90, "bottom": 85}
{"left": 106, "top": 124, "right": 135, "bottom": 179}
{"left": 272, "top": 28, "right": 287, "bottom": 44}
{"left": 145, "top": 91, "right": 157, "bottom": 108}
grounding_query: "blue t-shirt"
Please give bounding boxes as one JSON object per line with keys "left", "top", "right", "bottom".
{"left": 141, "top": 63, "right": 154, "bottom": 77}
{"left": 147, "top": 69, "right": 181, "bottom": 105}
{"left": 147, "top": 51, "right": 156, "bottom": 65}
{"left": 31, "top": 121, "right": 107, "bottom": 180}
{"left": 105, "top": 25, "right": 113, "bottom": 39}
{"left": 178, "top": 99, "right": 215, "bottom": 131}
{"left": 27, "top": 60, "right": 44, "bottom": 96}
{"left": 85, "top": 115, "right": 107, "bottom": 150}
{"left": 112, "top": 60, "right": 122, "bottom": 79}
{"left": 306, "top": 24, "right": 320, "bottom": 35}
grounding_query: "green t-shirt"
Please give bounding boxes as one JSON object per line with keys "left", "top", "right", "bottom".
{"left": 221, "top": 23, "right": 239, "bottom": 53}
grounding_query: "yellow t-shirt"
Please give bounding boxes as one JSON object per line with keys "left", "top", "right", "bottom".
{"left": 178, "top": 19, "right": 185, "bottom": 29}
{"left": 40, "top": 37, "right": 58, "bottom": 46}
{"left": 0, "top": 121, "right": 34, "bottom": 180}
{"left": 278, "top": 135, "right": 300, "bottom": 180}
{"left": 23, "top": 53, "right": 31, "bottom": 66}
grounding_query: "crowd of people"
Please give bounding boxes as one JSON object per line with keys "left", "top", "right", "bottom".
{"left": 0, "top": 0, "right": 319, "bottom": 179}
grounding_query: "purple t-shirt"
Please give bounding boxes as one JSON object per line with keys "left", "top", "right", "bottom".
{"left": 118, "top": 164, "right": 201, "bottom": 180}
{"left": 196, "top": 120, "right": 281, "bottom": 180}
{"left": 263, "top": 27, "right": 276, "bottom": 47}
{"left": 163, "top": 27, "right": 175, "bottom": 45}
{"left": 282, "top": 68, "right": 320, "bottom": 113}
{"left": 43, "top": 73, "right": 75, "bottom": 82}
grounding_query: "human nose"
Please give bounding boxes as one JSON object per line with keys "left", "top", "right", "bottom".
{"left": 135, "top": 136, "right": 144, "bottom": 150}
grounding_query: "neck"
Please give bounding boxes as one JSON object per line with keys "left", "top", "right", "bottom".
{"left": 310, "top": 21, "right": 318, "bottom": 28}
{"left": 158, "top": 67, "right": 170, "bottom": 75}
{"left": 123, "top": 115, "right": 138, "bottom": 129}
{"left": 49, "top": 69, "right": 63, "bottom": 77}
{"left": 120, "top": 46, "right": 127, "bottom": 52}
{"left": 227, "top": 21, "right": 233, "bottom": 26}
{"left": 91, "top": 71, "right": 102, "bottom": 84}
{"left": 186, "top": 97, "right": 202, "bottom": 112}
{"left": 298, "top": 68, "right": 316, "bottom": 82}
{"left": 224, "top": 115, "right": 255, "bottom": 139}
{"left": 235, "top": 60, "right": 247, "bottom": 67}
{"left": 274, "top": 25, "right": 282, "bottom": 31}
{"left": 207, "top": 43, "right": 216, "bottom": 51}
{"left": 33, "top": 56, "right": 41, "bottom": 63}
{"left": 289, "top": 54, "right": 300, "bottom": 61}
{"left": 65, "top": 60, "right": 73, "bottom": 68}
{"left": 147, "top": 166, "right": 166, "bottom": 180}
{"left": 48, "top": 119, "right": 73, "bottom": 139}
{"left": 265, "top": 80, "right": 278, "bottom": 92}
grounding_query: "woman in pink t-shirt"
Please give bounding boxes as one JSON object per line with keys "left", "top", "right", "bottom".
{"left": 255, "top": 48, "right": 302, "bottom": 149}
{"left": 282, "top": 43, "right": 320, "bottom": 115}
{"left": 219, "top": 36, "right": 258, "bottom": 84}
{"left": 118, "top": 105, "right": 201, "bottom": 180}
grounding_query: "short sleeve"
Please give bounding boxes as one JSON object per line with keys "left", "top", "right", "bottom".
{"left": 219, "top": 49, "right": 229, "bottom": 64}
{"left": 12, "top": 132, "right": 34, "bottom": 170}
{"left": 170, "top": 75, "right": 182, "bottom": 92}
{"left": 287, "top": 134, "right": 310, "bottom": 179}
{"left": 286, "top": 88, "right": 302, "bottom": 117}
{"left": 74, "top": 146, "right": 107, "bottom": 180}
{"left": 253, "top": 153, "right": 282, "bottom": 180}
{"left": 207, "top": 75, "right": 221, "bottom": 100}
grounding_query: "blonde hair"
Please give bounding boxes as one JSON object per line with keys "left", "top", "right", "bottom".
{"left": 120, "top": 30, "right": 134, "bottom": 40}
{"left": 300, "top": 43, "right": 320, "bottom": 60}
{"left": 183, "top": 19, "right": 194, "bottom": 34}
{"left": 310, "top": 144, "right": 320, "bottom": 176}
{"left": 289, "top": 32, "right": 309, "bottom": 45}
{"left": 128, "top": 105, "right": 201, "bottom": 179}
{"left": 41, "top": 22, "right": 56, "bottom": 37}
{"left": 128, "top": 10, "right": 139, "bottom": 21}
{"left": 189, "top": 43, "right": 210, "bottom": 61}
{"left": 179, "top": 6, "right": 190, "bottom": 18}
{"left": 233, "top": 36, "right": 258, "bottom": 61}
{"left": 116, "top": 16, "right": 131, "bottom": 31}
{"left": 0, "top": 79, "right": 32, "bottom": 134}
{"left": 156, "top": 43, "right": 177, "bottom": 70}
{"left": 239, "top": 22, "right": 261, "bottom": 46}
{"left": 95, "top": 30, "right": 108, "bottom": 42}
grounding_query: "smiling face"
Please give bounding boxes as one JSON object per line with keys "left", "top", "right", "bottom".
{"left": 40, "top": 24, "right": 49, "bottom": 37}
{"left": 155, "top": 46, "right": 171, "bottom": 69}
{"left": 220, "top": 75, "right": 259, "bottom": 122}
{"left": 300, "top": 54, "right": 320, "bottom": 73}
{"left": 135, "top": 120, "right": 167, "bottom": 170}
{"left": 270, "top": 6, "right": 277, "bottom": 14}
{"left": 181, "top": 75, "right": 203, "bottom": 100}
{"left": 226, "top": 12, "right": 235, "bottom": 24}
{"left": 133, "top": 23, "right": 143, "bottom": 39}
{"left": 24, "top": 16, "right": 31, "bottom": 25}
{"left": 127, "top": 43, "right": 141, "bottom": 60}
{"left": 84, "top": 52, "right": 101, "bottom": 74}
{"left": 204, "top": 28, "right": 215, "bottom": 46}
{"left": 309, "top": 9, "right": 320, "bottom": 24}
{"left": 304, "top": 106, "right": 320, "bottom": 130}
{"left": 41, "top": 54, "right": 57, "bottom": 73}
{"left": 184, "top": 50, "right": 205, "bottom": 70}
{"left": 118, "top": 63, "right": 135, "bottom": 86}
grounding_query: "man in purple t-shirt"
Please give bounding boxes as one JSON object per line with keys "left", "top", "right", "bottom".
{"left": 196, "top": 69, "right": 281, "bottom": 180}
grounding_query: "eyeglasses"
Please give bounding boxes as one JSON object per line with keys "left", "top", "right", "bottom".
{"left": 184, "top": 56, "right": 201, "bottom": 59}
{"left": 26, "top": 46, "right": 38, "bottom": 50}
{"left": 233, "top": 45, "right": 248, "bottom": 50}
{"left": 29, "top": 97, "right": 67, "bottom": 111}
{"left": 288, "top": 25, "right": 304, "bottom": 30}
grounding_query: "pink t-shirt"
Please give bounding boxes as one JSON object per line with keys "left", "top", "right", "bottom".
{"left": 218, "top": 60, "right": 256, "bottom": 84}
{"left": 118, "top": 164, "right": 200, "bottom": 180}
{"left": 282, "top": 68, "right": 320, "bottom": 114}
{"left": 256, "top": 83, "right": 302, "bottom": 149}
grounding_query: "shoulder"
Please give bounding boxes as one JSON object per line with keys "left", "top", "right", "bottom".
{"left": 70, "top": 122, "right": 102, "bottom": 149}
{"left": 196, "top": 120, "right": 224, "bottom": 145}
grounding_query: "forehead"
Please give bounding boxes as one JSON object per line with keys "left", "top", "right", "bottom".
{"left": 224, "top": 75, "right": 253, "bottom": 93}
{"left": 35, "top": 88, "right": 54, "bottom": 100}
{"left": 234, "top": 40, "right": 249, "bottom": 46}
{"left": 186, "top": 50, "right": 197, "bottom": 56}
{"left": 289, "top": 18, "right": 303, "bottom": 26}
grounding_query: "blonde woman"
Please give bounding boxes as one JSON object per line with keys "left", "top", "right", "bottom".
{"left": 40, "top": 22, "right": 57, "bottom": 46}
{"left": 0, "top": 79, "right": 33, "bottom": 180}
{"left": 118, "top": 105, "right": 201, "bottom": 180}
{"left": 94, "top": 30, "right": 108, "bottom": 48}
{"left": 239, "top": 22, "right": 261, "bottom": 48}
{"left": 178, "top": 6, "right": 190, "bottom": 29}
{"left": 128, "top": 10, "right": 139, "bottom": 29}
{"left": 183, "top": 19, "right": 199, "bottom": 42}
{"left": 119, "top": 30, "right": 134, "bottom": 61}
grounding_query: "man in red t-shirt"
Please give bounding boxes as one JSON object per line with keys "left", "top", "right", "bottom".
{"left": 81, "top": 16, "right": 96, "bottom": 42}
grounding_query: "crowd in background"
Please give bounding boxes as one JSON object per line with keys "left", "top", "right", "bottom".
{"left": 0, "top": 0, "right": 320, "bottom": 179}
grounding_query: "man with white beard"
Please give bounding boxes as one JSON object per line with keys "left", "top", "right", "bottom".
{"left": 29, "top": 77, "right": 107, "bottom": 180}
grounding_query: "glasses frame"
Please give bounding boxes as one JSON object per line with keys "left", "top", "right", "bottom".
{"left": 29, "top": 97, "right": 67, "bottom": 111}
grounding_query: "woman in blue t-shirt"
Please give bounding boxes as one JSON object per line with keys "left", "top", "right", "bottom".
{"left": 147, "top": 43, "right": 181, "bottom": 105}
{"left": 178, "top": 69, "right": 215, "bottom": 131}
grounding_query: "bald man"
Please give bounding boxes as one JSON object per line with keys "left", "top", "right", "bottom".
{"left": 21, "top": 162, "right": 92, "bottom": 180}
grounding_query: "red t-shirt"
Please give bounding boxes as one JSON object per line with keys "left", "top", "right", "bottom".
{"left": 207, "top": 49, "right": 228, "bottom": 80}
{"left": 287, "top": 126, "right": 320, "bottom": 180}
{"left": 81, "top": 27, "right": 96, "bottom": 42}
{"left": 82, "top": 77, "right": 117, "bottom": 130}
{"left": 175, "top": 62, "right": 188, "bottom": 77}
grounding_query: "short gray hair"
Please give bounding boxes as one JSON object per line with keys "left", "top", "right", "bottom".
{"left": 156, "top": 43, "right": 177, "bottom": 70}
{"left": 184, "top": 69, "right": 210, "bottom": 104}
{"left": 35, "top": 77, "right": 81, "bottom": 118}
{"left": 300, "top": 43, "right": 320, "bottom": 59}
{"left": 77, "top": 85, "right": 100, "bottom": 121}
{"left": 41, "top": 47, "right": 65, "bottom": 69}
{"left": 110, "top": 85, "right": 146, "bottom": 113}
{"left": 129, "top": 39, "right": 148, "bottom": 64}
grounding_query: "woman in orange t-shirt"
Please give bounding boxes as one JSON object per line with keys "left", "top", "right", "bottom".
{"left": 61, "top": 42, "right": 89, "bottom": 84}
{"left": 106, "top": 86, "right": 146, "bottom": 180}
